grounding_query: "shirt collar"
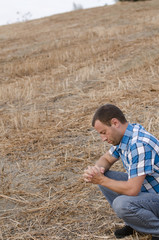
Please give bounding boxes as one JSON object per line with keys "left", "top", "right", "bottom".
{"left": 118, "top": 123, "right": 133, "bottom": 150}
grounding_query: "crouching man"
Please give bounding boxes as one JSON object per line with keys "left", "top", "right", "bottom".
{"left": 83, "top": 104, "right": 159, "bottom": 240}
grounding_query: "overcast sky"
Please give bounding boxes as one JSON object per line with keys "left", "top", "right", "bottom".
{"left": 0, "top": 0, "right": 116, "bottom": 26}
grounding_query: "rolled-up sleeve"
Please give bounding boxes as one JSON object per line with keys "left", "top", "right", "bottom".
{"left": 109, "top": 145, "right": 120, "bottom": 159}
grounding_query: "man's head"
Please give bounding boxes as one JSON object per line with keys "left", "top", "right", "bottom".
{"left": 92, "top": 104, "right": 128, "bottom": 145}
{"left": 92, "top": 104, "right": 127, "bottom": 127}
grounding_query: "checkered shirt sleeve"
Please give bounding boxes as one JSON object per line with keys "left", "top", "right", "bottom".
{"left": 128, "top": 142, "right": 154, "bottom": 179}
{"left": 109, "top": 146, "right": 120, "bottom": 159}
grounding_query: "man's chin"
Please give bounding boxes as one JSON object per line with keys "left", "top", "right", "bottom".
{"left": 111, "top": 141, "right": 120, "bottom": 146}
{"left": 107, "top": 140, "right": 119, "bottom": 145}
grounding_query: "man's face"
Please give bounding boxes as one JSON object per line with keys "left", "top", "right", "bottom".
{"left": 94, "top": 119, "right": 122, "bottom": 146}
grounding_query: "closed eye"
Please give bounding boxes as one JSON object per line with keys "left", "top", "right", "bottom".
{"left": 100, "top": 131, "right": 106, "bottom": 135}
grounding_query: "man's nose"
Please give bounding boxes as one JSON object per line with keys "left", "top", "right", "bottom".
{"left": 101, "top": 135, "right": 107, "bottom": 142}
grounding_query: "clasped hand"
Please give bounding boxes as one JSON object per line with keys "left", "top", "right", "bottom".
{"left": 83, "top": 166, "right": 105, "bottom": 184}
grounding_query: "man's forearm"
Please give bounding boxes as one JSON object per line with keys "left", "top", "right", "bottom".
{"left": 95, "top": 155, "right": 111, "bottom": 172}
{"left": 95, "top": 151, "right": 117, "bottom": 172}
{"left": 99, "top": 176, "right": 132, "bottom": 195}
{"left": 97, "top": 174, "right": 146, "bottom": 196}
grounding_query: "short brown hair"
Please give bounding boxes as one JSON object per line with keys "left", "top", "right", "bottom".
{"left": 92, "top": 104, "right": 127, "bottom": 127}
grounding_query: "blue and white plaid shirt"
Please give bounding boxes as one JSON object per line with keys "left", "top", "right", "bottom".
{"left": 109, "top": 123, "right": 159, "bottom": 194}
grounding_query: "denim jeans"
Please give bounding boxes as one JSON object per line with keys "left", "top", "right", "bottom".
{"left": 98, "top": 170, "right": 159, "bottom": 236}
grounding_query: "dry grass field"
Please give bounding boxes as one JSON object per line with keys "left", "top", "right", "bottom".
{"left": 0, "top": 0, "right": 159, "bottom": 239}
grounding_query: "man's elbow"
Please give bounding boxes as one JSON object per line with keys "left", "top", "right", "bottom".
{"left": 126, "top": 188, "right": 140, "bottom": 196}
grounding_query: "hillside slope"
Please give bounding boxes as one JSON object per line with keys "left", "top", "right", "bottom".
{"left": 0, "top": 1, "right": 159, "bottom": 239}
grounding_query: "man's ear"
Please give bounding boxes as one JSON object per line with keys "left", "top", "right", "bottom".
{"left": 110, "top": 118, "right": 120, "bottom": 127}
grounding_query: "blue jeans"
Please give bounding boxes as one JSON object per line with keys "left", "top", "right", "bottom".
{"left": 99, "top": 170, "right": 159, "bottom": 236}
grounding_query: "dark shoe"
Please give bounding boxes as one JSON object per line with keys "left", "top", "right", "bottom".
{"left": 152, "top": 237, "right": 159, "bottom": 240}
{"left": 114, "top": 225, "right": 134, "bottom": 239}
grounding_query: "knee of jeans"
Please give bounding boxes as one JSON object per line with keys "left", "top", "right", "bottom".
{"left": 98, "top": 184, "right": 105, "bottom": 195}
{"left": 98, "top": 184, "right": 104, "bottom": 191}
{"left": 112, "top": 196, "right": 130, "bottom": 218}
{"left": 98, "top": 184, "right": 110, "bottom": 195}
